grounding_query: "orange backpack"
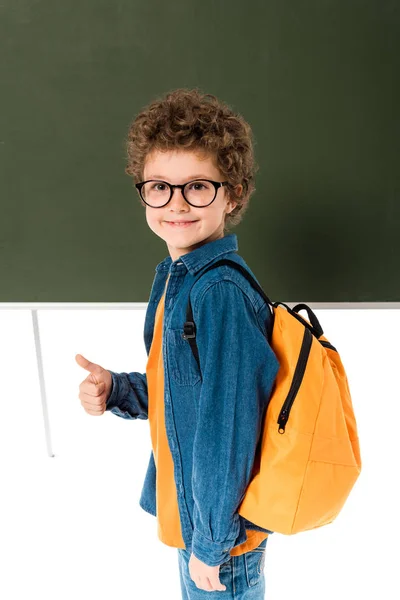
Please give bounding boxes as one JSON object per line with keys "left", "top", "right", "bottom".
{"left": 182, "top": 259, "right": 362, "bottom": 535}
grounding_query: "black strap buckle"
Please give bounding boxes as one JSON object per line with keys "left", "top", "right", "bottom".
{"left": 182, "top": 321, "right": 196, "bottom": 339}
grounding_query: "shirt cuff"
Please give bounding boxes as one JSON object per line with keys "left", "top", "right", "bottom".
{"left": 191, "top": 529, "right": 237, "bottom": 567}
{"left": 105, "top": 371, "right": 119, "bottom": 408}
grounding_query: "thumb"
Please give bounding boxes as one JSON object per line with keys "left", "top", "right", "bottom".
{"left": 75, "top": 353, "right": 105, "bottom": 385}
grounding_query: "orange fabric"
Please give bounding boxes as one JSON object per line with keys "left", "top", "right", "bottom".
{"left": 237, "top": 305, "right": 362, "bottom": 534}
{"left": 146, "top": 274, "right": 269, "bottom": 556}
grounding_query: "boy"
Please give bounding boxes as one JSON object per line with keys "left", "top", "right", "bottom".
{"left": 76, "top": 87, "right": 280, "bottom": 598}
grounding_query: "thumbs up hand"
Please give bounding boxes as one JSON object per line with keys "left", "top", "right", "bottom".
{"left": 75, "top": 353, "right": 112, "bottom": 416}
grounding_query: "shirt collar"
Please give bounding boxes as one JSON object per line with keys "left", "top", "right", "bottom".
{"left": 155, "top": 233, "right": 239, "bottom": 275}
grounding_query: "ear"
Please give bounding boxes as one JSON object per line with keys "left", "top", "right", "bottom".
{"left": 226, "top": 183, "right": 242, "bottom": 213}
{"left": 226, "top": 201, "right": 237, "bottom": 214}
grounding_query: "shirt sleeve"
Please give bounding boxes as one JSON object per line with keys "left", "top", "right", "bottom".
{"left": 190, "top": 280, "right": 280, "bottom": 566}
{"left": 105, "top": 370, "right": 148, "bottom": 420}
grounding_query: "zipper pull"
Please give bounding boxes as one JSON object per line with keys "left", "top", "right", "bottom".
{"left": 277, "top": 409, "right": 288, "bottom": 434}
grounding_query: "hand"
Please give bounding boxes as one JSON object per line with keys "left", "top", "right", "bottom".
{"left": 76, "top": 353, "right": 112, "bottom": 416}
{"left": 188, "top": 552, "right": 227, "bottom": 592}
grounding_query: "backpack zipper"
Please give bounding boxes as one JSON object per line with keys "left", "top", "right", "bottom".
{"left": 277, "top": 327, "right": 313, "bottom": 434}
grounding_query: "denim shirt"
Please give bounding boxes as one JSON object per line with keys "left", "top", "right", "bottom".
{"left": 105, "top": 233, "right": 280, "bottom": 566}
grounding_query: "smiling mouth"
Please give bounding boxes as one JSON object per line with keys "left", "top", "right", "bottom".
{"left": 165, "top": 221, "right": 198, "bottom": 226}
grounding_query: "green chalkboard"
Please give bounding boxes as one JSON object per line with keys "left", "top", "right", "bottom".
{"left": 1, "top": 1, "right": 399, "bottom": 302}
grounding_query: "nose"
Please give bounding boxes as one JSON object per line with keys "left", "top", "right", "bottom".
{"left": 168, "top": 186, "right": 188, "bottom": 208}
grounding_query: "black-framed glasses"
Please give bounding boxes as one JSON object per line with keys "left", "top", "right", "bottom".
{"left": 135, "top": 179, "right": 229, "bottom": 208}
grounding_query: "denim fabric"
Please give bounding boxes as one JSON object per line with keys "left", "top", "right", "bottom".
{"left": 105, "top": 234, "right": 280, "bottom": 566}
{"left": 178, "top": 536, "right": 268, "bottom": 599}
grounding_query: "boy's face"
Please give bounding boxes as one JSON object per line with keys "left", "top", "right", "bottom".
{"left": 142, "top": 149, "right": 241, "bottom": 262}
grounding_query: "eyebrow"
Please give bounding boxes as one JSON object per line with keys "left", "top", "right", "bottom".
{"left": 146, "top": 174, "right": 212, "bottom": 181}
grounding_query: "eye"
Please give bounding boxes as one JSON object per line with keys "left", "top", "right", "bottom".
{"left": 188, "top": 182, "right": 206, "bottom": 191}
{"left": 150, "top": 182, "right": 167, "bottom": 191}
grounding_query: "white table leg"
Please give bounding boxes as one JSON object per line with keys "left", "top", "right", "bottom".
{"left": 31, "top": 309, "right": 55, "bottom": 458}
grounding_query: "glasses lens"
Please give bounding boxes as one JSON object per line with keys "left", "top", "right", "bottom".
{"left": 184, "top": 180, "right": 215, "bottom": 206}
{"left": 141, "top": 181, "right": 170, "bottom": 207}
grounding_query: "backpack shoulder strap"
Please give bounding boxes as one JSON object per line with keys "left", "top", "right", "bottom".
{"left": 181, "top": 258, "right": 275, "bottom": 372}
{"left": 181, "top": 258, "right": 325, "bottom": 373}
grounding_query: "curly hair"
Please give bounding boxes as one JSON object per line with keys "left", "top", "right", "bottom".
{"left": 124, "top": 87, "right": 259, "bottom": 232}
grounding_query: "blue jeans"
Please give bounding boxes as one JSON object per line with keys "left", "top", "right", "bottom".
{"left": 177, "top": 537, "right": 268, "bottom": 599}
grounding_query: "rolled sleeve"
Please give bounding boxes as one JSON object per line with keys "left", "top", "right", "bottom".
{"left": 191, "top": 280, "right": 279, "bottom": 566}
{"left": 105, "top": 370, "right": 149, "bottom": 420}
